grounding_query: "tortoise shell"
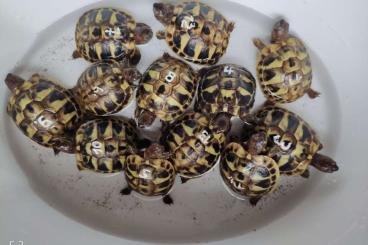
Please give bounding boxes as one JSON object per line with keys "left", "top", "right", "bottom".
{"left": 75, "top": 117, "right": 137, "bottom": 173}
{"left": 254, "top": 26, "right": 313, "bottom": 103}
{"left": 74, "top": 62, "right": 139, "bottom": 116}
{"left": 125, "top": 153, "right": 176, "bottom": 196}
{"left": 135, "top": 53, "right": 197, "bottom": 122}
{"left": 254, "top": 106, "right": 321, "bottom": 176}
{"left": 75, "top": 8, "right": 142, "bottom": 64}
{"left": 195, "top": 64, "right": 256, "bottom": 120}
{"left": 162, "top": 112, "right": 225, "bottom": 178}
{"left": 220, "top": 142, "right": 280, "bottom": 200}
{"left": 7, "top": 74, "right": 82, "bottom": 153}
{"left": 158, "top": 1, "right": 234, "bottom": 65}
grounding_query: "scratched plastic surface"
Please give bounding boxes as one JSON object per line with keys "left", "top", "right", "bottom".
{"left": 3, "top": 0, "right": 340, "bottom": 243}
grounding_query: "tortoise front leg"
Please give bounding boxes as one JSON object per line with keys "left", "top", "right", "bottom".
{"left": 307, "top": 88, "right": 321, "bottom": 99}
{"left": 156, "top": 30, "right": 166, "bottom": 40}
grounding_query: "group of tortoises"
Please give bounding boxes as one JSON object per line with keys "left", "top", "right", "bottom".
{"left": 5, "top": 1, "right": 338, "bottom": 206}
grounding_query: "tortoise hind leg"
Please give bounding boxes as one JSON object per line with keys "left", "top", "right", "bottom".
{"left": 180, "top": 176, "right": 190, "bottom": 184}
{"left": 120, "top": 187, "right": 132, "bottom": 195}
{"left": 253, "top": 38, "right": 266, "bottom": 51}
{"left": 163, "top": 195, "right": 174, "bottom": 205}
{"left": 249, "top": 197, "right": 261, "bottom": 206}
{"left": 310, "top": 153, "right": 339, "bottom": 173}
{"left": 72, "top": 50, "right": 81, "bottom": 59}
{"left": 307, "top": 88, "right": 321, "bottom": 99}
{"left": 300, "top": 168, "right": 310, "bottom": 178}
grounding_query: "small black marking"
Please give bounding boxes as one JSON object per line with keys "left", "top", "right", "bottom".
{"left": 92, "top": 27, "right": 102, "bottom": 37}
{"left": 263, "top": 56, "right": 276, "bottom": 66}
{"left": 184, "top": 42, "right": 195, "bottom": 57}
{"left": 113, "top": 159, "right": 123, "bottom": 170}
{"left": 157, "top": 85, "right": 166, "bottom": 94}
{"left": 202, "top": 91, "right": 216, "bottom": 103}
{"left": 224, "top": 80, "right": 233, "bottom": 89}
{"left": 256, "top": 179, "right": 271, "bottom": 189}
{"left": 263, "top": 69, "right": 276, "bottom": 81}
{"left": 287, "top": 114, "right": 300, "bottom": 134}
{"left": 173, "top": 125, "right": 185, "bottom": 137}
{"left": 97, "top": 120, "right": 109, "bottom": 135}
{"left": 104, "top": 101, "right": 117, "bottom": 112}
{"left": 202, "top": 26, "right": 210, "bottom": 35}
{"left": 205, "top": 154, "right": 216, "bottom": 164}
{"left": 194, "top": 165, "right": 207, "bottom": 174}
{"left": 112, "top": 123, "right": 123, "bottom": 134}
{"left": 226, "top": 153, "right": 236, "bottom": 162}
{"left": 94, "top": 107, "right": 106, "bottom": 115}
{"left": 185, "top": 119, "right": 196, "bottom": 128}
{"left": 98, "top": 163, "right": 109, "bottom": 172}
{"left": 237, "top": 172, "right": 245, "bottom": 180}
{"left": 35, "top": 81, "right": 51, "bottom": 92}
{"left": 63, "top": 102, "right": 75, "bottom": 115}
{"left": 115, "top": 13, "right": 127, "bottom": 23}
{"left": 300, "top": 124, "right": 312, "bottom": 142}
{"left": 198, "top": 48, "right": 209, "bottom": 60}
{"left": 106, "top": 145, "right": 116, "bottom": 153}
{"left": 212, "top": 143, "right": 220, "bottom": 152}
{"left": 48, "top": 90, "right": 65, "bottom": 103}
{"left": 101, "top": 8, "right": 112, "bottom": 21}
{"left": 158, "top": 171, "right": 170, "bottom": 179}
{"left": 270, "top": 109, "right": 284, "bottom": 126}
{"left": 177, "top": 93, "right": 189, "bottom": 103}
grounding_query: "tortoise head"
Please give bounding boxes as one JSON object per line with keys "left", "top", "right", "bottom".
{"left": 153, "top": 2, "right": 175, "bottom": 26}
{"left": 121, "top": 67, "right": 142, "bottom": 86}
{"left": 211, "top": 113, "right": 232, "bottom": 134}
{"left": 144, "top": 143, "right": 166, "bottom": 160}
{"left": 246, "top": 131, "right": 267, "bottom": 156}
{"left": 5, "top": 73, "right": 26, "bottom": 93}
{"left": 134, "top": 23, "right": 153, "bottom": 45}
{"left": 51, "top": 136, "right": 76, "bottom": 155}
{"left": 135, "top": 108, "right": 156, "bottom": 128}
{"left": 271, "top": 19, "right": 289, "bottom": 43}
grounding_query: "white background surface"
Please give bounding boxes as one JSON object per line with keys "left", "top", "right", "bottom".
{"left": 0, "top": 0, "right": 367, "bottom": 244}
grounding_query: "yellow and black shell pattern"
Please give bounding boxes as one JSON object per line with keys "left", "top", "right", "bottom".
{"left": 254, "top": 106, "right": 321, "bottom": 176}
{"left": 162, "top": 112, "right": 225, "bottom": 178}
{"left": 164, "top": 1, "right": 234, "bottom": 65}
{"left": 255, "top": 37, "right": 312, "bottom": 103}
{"left": 125, "top": 154, "right": 176, "bottom": 196}
{"left": 136, "top": 53, "right": 197, "bottom": 122}
{"left": 75, "top": 8, "right": 140, "bottom": 63}
{"left": 195, "top": 64, "right": 256, "bottom": 120}
{"left": 220, "top": 142, "right": 280, "bottom": 199}
{"left": 75, "top": 117, "right": 137, "bottom": 173}
{"left": 73, "top": 62, "right": 137, "bottom": 116}
{"left": 7, "top": 74, "right": 82, "bottom": 151}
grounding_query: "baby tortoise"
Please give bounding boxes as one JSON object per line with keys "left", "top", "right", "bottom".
{"left": 161, "top": 112, "right": 225, "bottom": 183}
{"left": 121, "top": 143, "right": 176, "bottom": 205}
{"left": 153, "top": 1, "right": 234, "bottom": 65}
{"left": 195, "top": 64, "right": 256, "bottom": 133}
{"left": 253, "top": 19, "right": 319, "bottom": 103}
{"left": 75, "top": 117, "right": 137, "bottom": 173}
{"left": 73, "top": 62, "right": 141, "bottom": 116}
{"left": 73, "top": 8, "right": 153, "bottom": 65}
{"left": 5, "top": 73, "right": 82, "bottom": 154}
{"left": 135, "top": 53, "right": 197, "bottom": 128}
{"left": 221, "top": 132, "right": 280, "bottom": 205}
{"left": 252, "top": 106, "right": 338, "bottom": 177}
